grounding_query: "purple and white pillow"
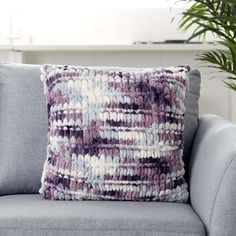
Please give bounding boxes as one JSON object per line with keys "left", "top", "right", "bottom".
{"left": 39, "top": 64, "right": 189, "bottom": 202}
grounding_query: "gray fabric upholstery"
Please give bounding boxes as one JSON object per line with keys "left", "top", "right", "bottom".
{"left": 0, "top": 63, "right": 47, "bottom": 195}
{"left": 184, "top": 69, "right": 201, "bottom": 167}
{"left": 189, "top": 114, "right": 236, "bottom": 236}
{"left": 0, "top": 63, "right": 200, "bottom": 195}
{"left": 0, "top": 194, "right": 205, "bottom": 236}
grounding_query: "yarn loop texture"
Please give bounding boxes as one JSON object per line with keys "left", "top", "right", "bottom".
{"left": 39, "top": 64, "right": 189, "bottom": 202}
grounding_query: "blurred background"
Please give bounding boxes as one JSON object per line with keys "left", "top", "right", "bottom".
{"left": 0, "top": 0, "right": 197, "bottom": 45}
{"left": 0, "top": 0, "right": 233, "bottom": 122}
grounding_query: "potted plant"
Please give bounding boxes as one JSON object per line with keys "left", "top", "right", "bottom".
{"left": 178, "top": 0, "right": 236, "bottom": 90}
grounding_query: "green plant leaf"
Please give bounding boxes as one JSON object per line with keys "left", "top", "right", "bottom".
{"left": 177, "top": 0, "right": 236, "bottom": 92}
{"left": 186, "top": 28, "right": 208, "bottom": 41}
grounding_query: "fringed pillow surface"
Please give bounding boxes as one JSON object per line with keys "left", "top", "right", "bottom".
{"left": 39, "top": 64, "right": 190, "bottom": 202}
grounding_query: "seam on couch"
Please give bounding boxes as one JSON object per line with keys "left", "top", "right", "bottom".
{"left": 0, "top": 226, "right": 204, "bottom": 234}
{"left": 209, "top": 153, "right": 236, "bottom": 234}
{"left": 0, "top": 228, "right": 205, "bottom": 235}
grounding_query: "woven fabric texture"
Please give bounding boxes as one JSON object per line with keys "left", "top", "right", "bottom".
{"left": 40, "top": 64, "right": 189, "bottom": 202}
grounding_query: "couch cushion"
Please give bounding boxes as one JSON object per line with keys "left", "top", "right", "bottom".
{"left": 0, "top": 194, "right": 205, "bottom": 236}
{"left": 0, "top": 63, "right": 200, "bottom": 195}
{"left": 0, "top": 63, "right": 47, "bottom": 195}
{"left": 184, "top": 69, "right": 201, "bottom": 167}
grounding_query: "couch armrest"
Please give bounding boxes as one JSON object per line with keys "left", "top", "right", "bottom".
{"left": 189, "top": 114, "right": 236, "bottom": 236}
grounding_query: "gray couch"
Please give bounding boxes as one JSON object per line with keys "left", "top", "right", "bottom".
{"left": 0, "top": 63, "right": 235, "bottom": 236}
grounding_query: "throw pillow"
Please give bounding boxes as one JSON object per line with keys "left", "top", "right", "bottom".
{"left": 39, "top": 64, "right": 190, "bottom": 202}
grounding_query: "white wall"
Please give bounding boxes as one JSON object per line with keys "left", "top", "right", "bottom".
{"left": 20, "top": 8, "right": 190, "bottom": 45}
{"left": 0, "top": 7, "right": 213, "bottom": 45}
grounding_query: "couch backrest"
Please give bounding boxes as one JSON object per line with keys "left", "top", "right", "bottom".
{"left": 184, "top": 69, "right": 201, "bottom": 167}
{"left": 0, "top": 63, "right": 201, "bottom": 195}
